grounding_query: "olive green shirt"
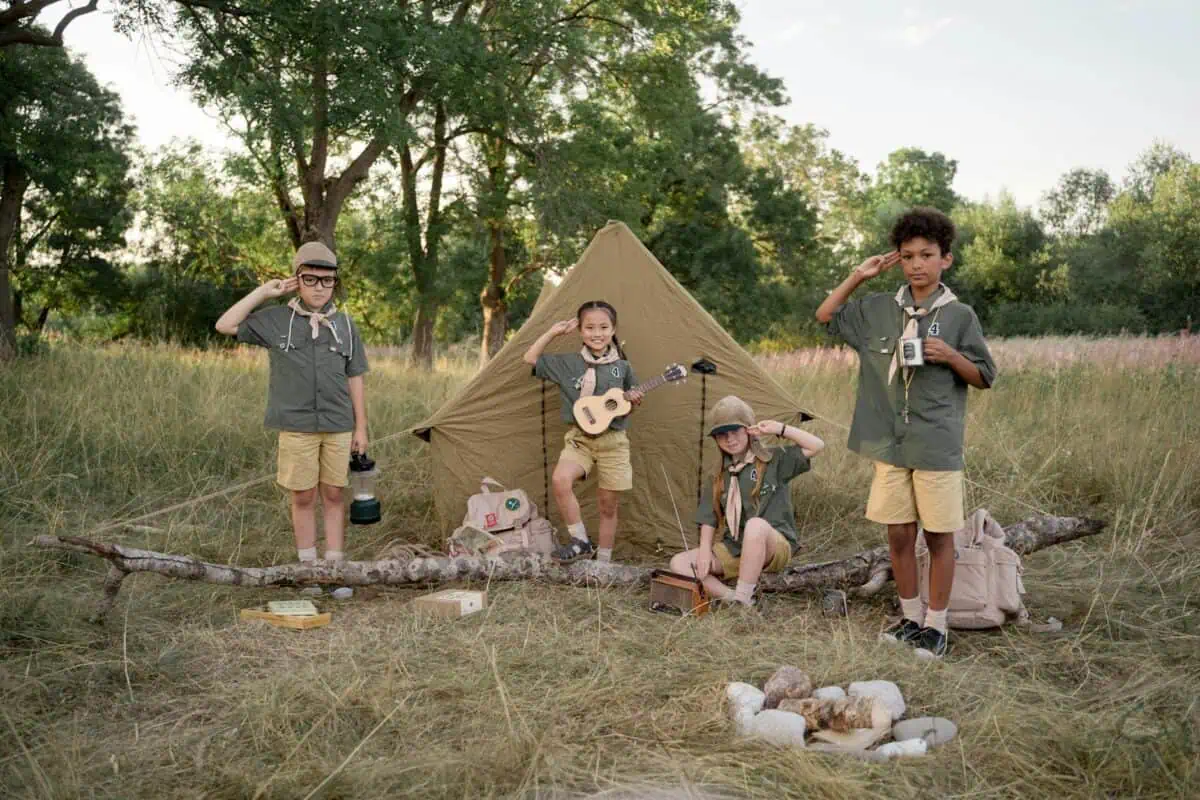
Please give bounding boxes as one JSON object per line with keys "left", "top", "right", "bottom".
{"left": 534, "top": 353, "right": 637, "bottom": 432}
{"left": 695, "top": 445, "right": 812, "bottom": 557}
{"left": 237, "top": 303, "right": 369, "bottom": 433}
{"left": 825, "top": 286, "right": 996, "bottom": 471}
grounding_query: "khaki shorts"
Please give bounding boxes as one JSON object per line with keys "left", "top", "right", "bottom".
{"left": 712, "top": 523, "right": 792, "bottom": 579}
{"left": 558, "top": 428, "right": 633, "bottom": 491}
{"left": 866, "top": 461, "right": 965, "bottom": 532}
{"left": 277, "top": 431, "right": 353, "bottom": 491}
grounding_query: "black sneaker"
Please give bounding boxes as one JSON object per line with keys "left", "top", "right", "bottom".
{"left": 879, "top": 618, "right": 923, "bottom": 645}
{"left": 551, "top": 537, "right": 595, "bottom": 563}
{"left": 913, "top": 627, "right": 949, "bottom": 660}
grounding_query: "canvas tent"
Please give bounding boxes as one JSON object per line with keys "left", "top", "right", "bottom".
{"left": 414, "top": 221, "right": 810, "bottom": 559}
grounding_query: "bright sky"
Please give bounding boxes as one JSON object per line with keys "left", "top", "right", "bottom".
{"left": 57, "top": 0, "right": 1199, "bottom": 208}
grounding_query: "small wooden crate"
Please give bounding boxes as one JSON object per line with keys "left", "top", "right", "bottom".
{"left": 412, "top": 589, "right": 488, "bottom": 618}
{"left": 239, "top": 607, "right": 333, "bottom": 630}
{"left": 649, "top": 569, "right": 708, "bottom": 617}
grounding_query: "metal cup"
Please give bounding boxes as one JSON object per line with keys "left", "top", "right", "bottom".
{"left": 900, "top": 336, "right": 924, "bottom": 367}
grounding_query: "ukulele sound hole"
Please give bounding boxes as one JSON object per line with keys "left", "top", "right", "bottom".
{"left": 604, "top": 399, "right": 619, "bottom": 411}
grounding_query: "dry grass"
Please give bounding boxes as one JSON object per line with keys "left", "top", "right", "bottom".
{"left": 2, "top": 339, "right": 1198, "bottom": 799}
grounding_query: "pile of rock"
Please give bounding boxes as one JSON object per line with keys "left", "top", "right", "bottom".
{"left": 725, "top": 667, "right": 956, "bottom": 761}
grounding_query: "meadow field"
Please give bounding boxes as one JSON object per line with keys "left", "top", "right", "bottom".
{"left": 1, "top": 336, "right": 1198, "bottom": 799}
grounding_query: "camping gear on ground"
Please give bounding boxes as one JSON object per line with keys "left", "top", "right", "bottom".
{"left": 447, "top": 478, "right": 555, "bottom": 558}
{"left": 572, "top": 362, "right": 688, "bottom": 434}
{"left": 348, "top": 451, "right": 381, "bottom": 525}
{"left": 412, "top": 589, "right": 487, "bottom": 618}
{"left": 648, "top": 569, "right": 709, "bottom": 616}
{"left": 915, "top": 508, "right": 1025, "bottom": 629}
{"left": 413, "top": 221, "right": 811, "bottom": 558}
{"left": 239, "top": 599, "right": 332, "bottom": 629}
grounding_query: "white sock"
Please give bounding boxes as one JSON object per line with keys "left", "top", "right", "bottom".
{"left": 900, "top": 596, "right": 925, "bottom": 625}
{"left": 297, "top": 547, "right": 317, "bottom": 563}
{"left": 325, "top": 549, "right": 344, "bottom": 562}
{"left": 925, "top": 608, "right": 948, "bottom": 634}
{"left": 734, "top": 581, "right": 756, "bottom": 606}
{"left": 595, "top": 547, "right": 613, "bottom": 563}
{"left": 567, "top": 522, "right": 589, "bottom": 542}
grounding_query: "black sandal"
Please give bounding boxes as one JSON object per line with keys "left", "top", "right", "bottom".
{"left": 551, "top": 538, "right": 595, "bottom": 563}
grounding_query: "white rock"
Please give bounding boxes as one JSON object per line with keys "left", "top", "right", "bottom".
{"left": 726, "top": 682, "right": 765, "bottom": 733}
{"left": 848, "top": 680, "right": 906, "bottom": 722}
{"left": 892, "top": 716, "right": 957, "bottom": 747}
{"left": 812, "top": 686, "right": 846, "bottom": 701}
{"left": 877, "top": 738, "right": 928, "bottom": 758}
{"left": 743, "top": 709, "right": 807, "bottom": 747}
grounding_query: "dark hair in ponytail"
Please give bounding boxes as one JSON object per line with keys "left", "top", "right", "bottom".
{"left": 576, "top": 300, "right": 627, "bottom": 360}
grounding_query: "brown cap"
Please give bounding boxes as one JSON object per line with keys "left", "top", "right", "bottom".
{"left": 707, "top": 395, "right": 772, "bottom": 461}
{"left": 293, "top": 241, "right": 338, "bottom": 271}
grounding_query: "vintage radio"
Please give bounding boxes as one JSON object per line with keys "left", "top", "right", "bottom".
{"left": 648, "top": 569, "right": 709, "bottom": 617}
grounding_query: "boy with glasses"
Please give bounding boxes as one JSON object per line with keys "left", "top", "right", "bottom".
{"left": 216, "top": 242, "right": 369, "bottom": 570}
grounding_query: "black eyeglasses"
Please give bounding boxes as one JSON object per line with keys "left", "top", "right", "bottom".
{"left": 299, "top": 274, "right": 338, "bottom": 288}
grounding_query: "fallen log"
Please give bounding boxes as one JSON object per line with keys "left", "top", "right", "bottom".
{"left": 32, "top": 514, "right": 1105, "bottom": 623}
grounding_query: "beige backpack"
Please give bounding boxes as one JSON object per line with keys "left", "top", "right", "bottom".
{"left": 447, "top": 478, "right": 555, "bottom": 558}
{"left": 916, "top": 508, "right": 1026, "bottom": 629}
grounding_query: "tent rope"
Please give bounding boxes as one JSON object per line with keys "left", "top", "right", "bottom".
{"left": 541, "top": 379, "right": 550, "bottom": 513}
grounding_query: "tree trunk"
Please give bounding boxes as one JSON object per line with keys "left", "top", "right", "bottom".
{"left": 410, "top": 297, "right": 437, "bottom": 369}
{"left": 479, "top": 218, "right": 507, "bottom": 367}
{"left": 0, "top": 162, "right": 30, "bottom": 361}
{"left": 31, "top": 514, "right": 1106, "bottom": 623}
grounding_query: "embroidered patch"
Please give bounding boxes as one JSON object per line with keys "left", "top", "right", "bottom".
{"left": 611, "top": 366, "right": 621, "bottom": 378}
{"left": 504, "top": 497, "right": 521, "bottom": 511}
{"left": 750, "top": 468, "right": 758, "bottom": 482}
{"left": 485, "top": 512, "right": 498, "bottom": 528}
{"left": 929, "top": 322, "right": 941, "bottom": 336}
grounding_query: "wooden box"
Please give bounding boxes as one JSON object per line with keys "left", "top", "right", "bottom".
{"left": 649, "top": 569, "right": 708, "bottom": 617}
{"left": 239, "top": 608, "right": 333, "bottom": 630}
{"left": 412, "top": 589, "right": 488, "bottom": 618}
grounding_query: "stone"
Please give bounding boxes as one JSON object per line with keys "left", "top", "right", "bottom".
{"left": 812, "top": 686, "right": 846, "bottom": 701}
{"left": 877, "top": 738, "right": 928, "bottom": 759}
{"left": 778, "top": 695, "right": 889, "bottom": 732}
{"left": 807, "top": 742, "right": 890, "bottom": 763}
{"left": 848, "top": 680, "right": 906, "bottom": 722}
{"left": 809, "top": 725, "right": 891, "bottom": 750}
{"left": 743, "top": 709, "right": 807, "bottom": 747}
{"left": 763, "top": 666, "right": 813, "bottom": 709}
{"left": 892, "top": 716, "right": 957, "bottom": 747}
{"left": 725, "top": 682, "right": 765, "bottom": 733}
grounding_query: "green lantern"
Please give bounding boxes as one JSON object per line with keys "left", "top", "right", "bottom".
{"left": 349, "top": 451, "right": 381, "bottom": 525}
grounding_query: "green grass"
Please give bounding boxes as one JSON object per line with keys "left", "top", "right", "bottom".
{"left": 2, "top": 341, "right": 1198, "bottom": 798}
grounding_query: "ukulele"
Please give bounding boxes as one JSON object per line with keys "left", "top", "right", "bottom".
{"left": 572, "top": 363, "right": 687, "bottom": 435}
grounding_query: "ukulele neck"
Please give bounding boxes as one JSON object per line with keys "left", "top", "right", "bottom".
{"left": 632, "top": 374, "right": 670, "bottom": 395}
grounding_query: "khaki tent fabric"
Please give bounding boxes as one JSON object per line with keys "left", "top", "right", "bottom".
{"left": 414, "top": 221, "right": 810, "bottom": 559}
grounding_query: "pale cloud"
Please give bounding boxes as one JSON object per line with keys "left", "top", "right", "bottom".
{"left": 884, "top": 16, "right": 954, "bottom": 48}
{"left": 775, "top": 20, "right": 806, "bottom": 41}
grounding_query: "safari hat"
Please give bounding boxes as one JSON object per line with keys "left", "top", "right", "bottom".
{"left": 293, "top": 241, "right": 338, "bottom": 271}
{"left": 707, "top": 395, "right": 772, "bottom": 461}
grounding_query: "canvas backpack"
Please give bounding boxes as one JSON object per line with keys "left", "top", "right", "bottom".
{"left": 915, "top": 508, "right": 1026, "bottom": 629}
{"left": 447, "top": 478, "right": 555, "bottom": 558}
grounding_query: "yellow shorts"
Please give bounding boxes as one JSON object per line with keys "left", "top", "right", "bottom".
{"left": 558, "top": 428, "right": 633, "bottom": 491}
{"left": 712, "top": 524, "right": 792, "bottom": 579}
{"left": 866, "top": 461, "right": 965, "bottom": 532}
{"left": 277, "top": 431, "right": 353, "bottom": 491}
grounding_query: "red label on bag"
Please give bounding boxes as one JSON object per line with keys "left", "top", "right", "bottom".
{"left": 485, "top": 513, "right": 498, "bottom": 528}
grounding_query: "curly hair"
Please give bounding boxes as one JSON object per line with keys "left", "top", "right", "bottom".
{"left": 890, "top": 207, "right": 956, "bottom": 255}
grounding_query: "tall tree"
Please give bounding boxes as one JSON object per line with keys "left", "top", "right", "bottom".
{"left": 1040, "top": 167, "right": 1114, "bottom": 238}
{"left": 0, "top": 41, "right": 133, "bottom": 359}
{"left": 953, "top": 193, "right": 1050, "bottom": 305}
{"left": 1123, "top": 140, "right": 1192, "bottom": 202}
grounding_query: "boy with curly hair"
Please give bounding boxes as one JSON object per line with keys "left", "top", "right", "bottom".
{"left": 815, "top": 207, "right": 996, "bottom": 658}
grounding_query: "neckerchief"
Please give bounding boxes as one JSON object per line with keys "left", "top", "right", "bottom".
{"left": 887, "top": 283, "right": 956, "bottom": 385}
{"left": 578, "top": 345, "right": 620, "bottom": 397}
{"left": 287, "top": 298, "right": 342, "bottom": 344}
{"left": 724, "top": 450, "right": 756, "bottom": 541}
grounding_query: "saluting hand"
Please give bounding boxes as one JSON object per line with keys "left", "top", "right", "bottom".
{"left": 548, "top": 318, "right": 578, "bottom": 337}
{"left": 853, "top": 251, "right": 901, "bottom": 280}
{"left": 261, "top": 277, "right": 298, "bottom": 298}
{"left": 747, "top": 420, "right": 783, "bottom": 438}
